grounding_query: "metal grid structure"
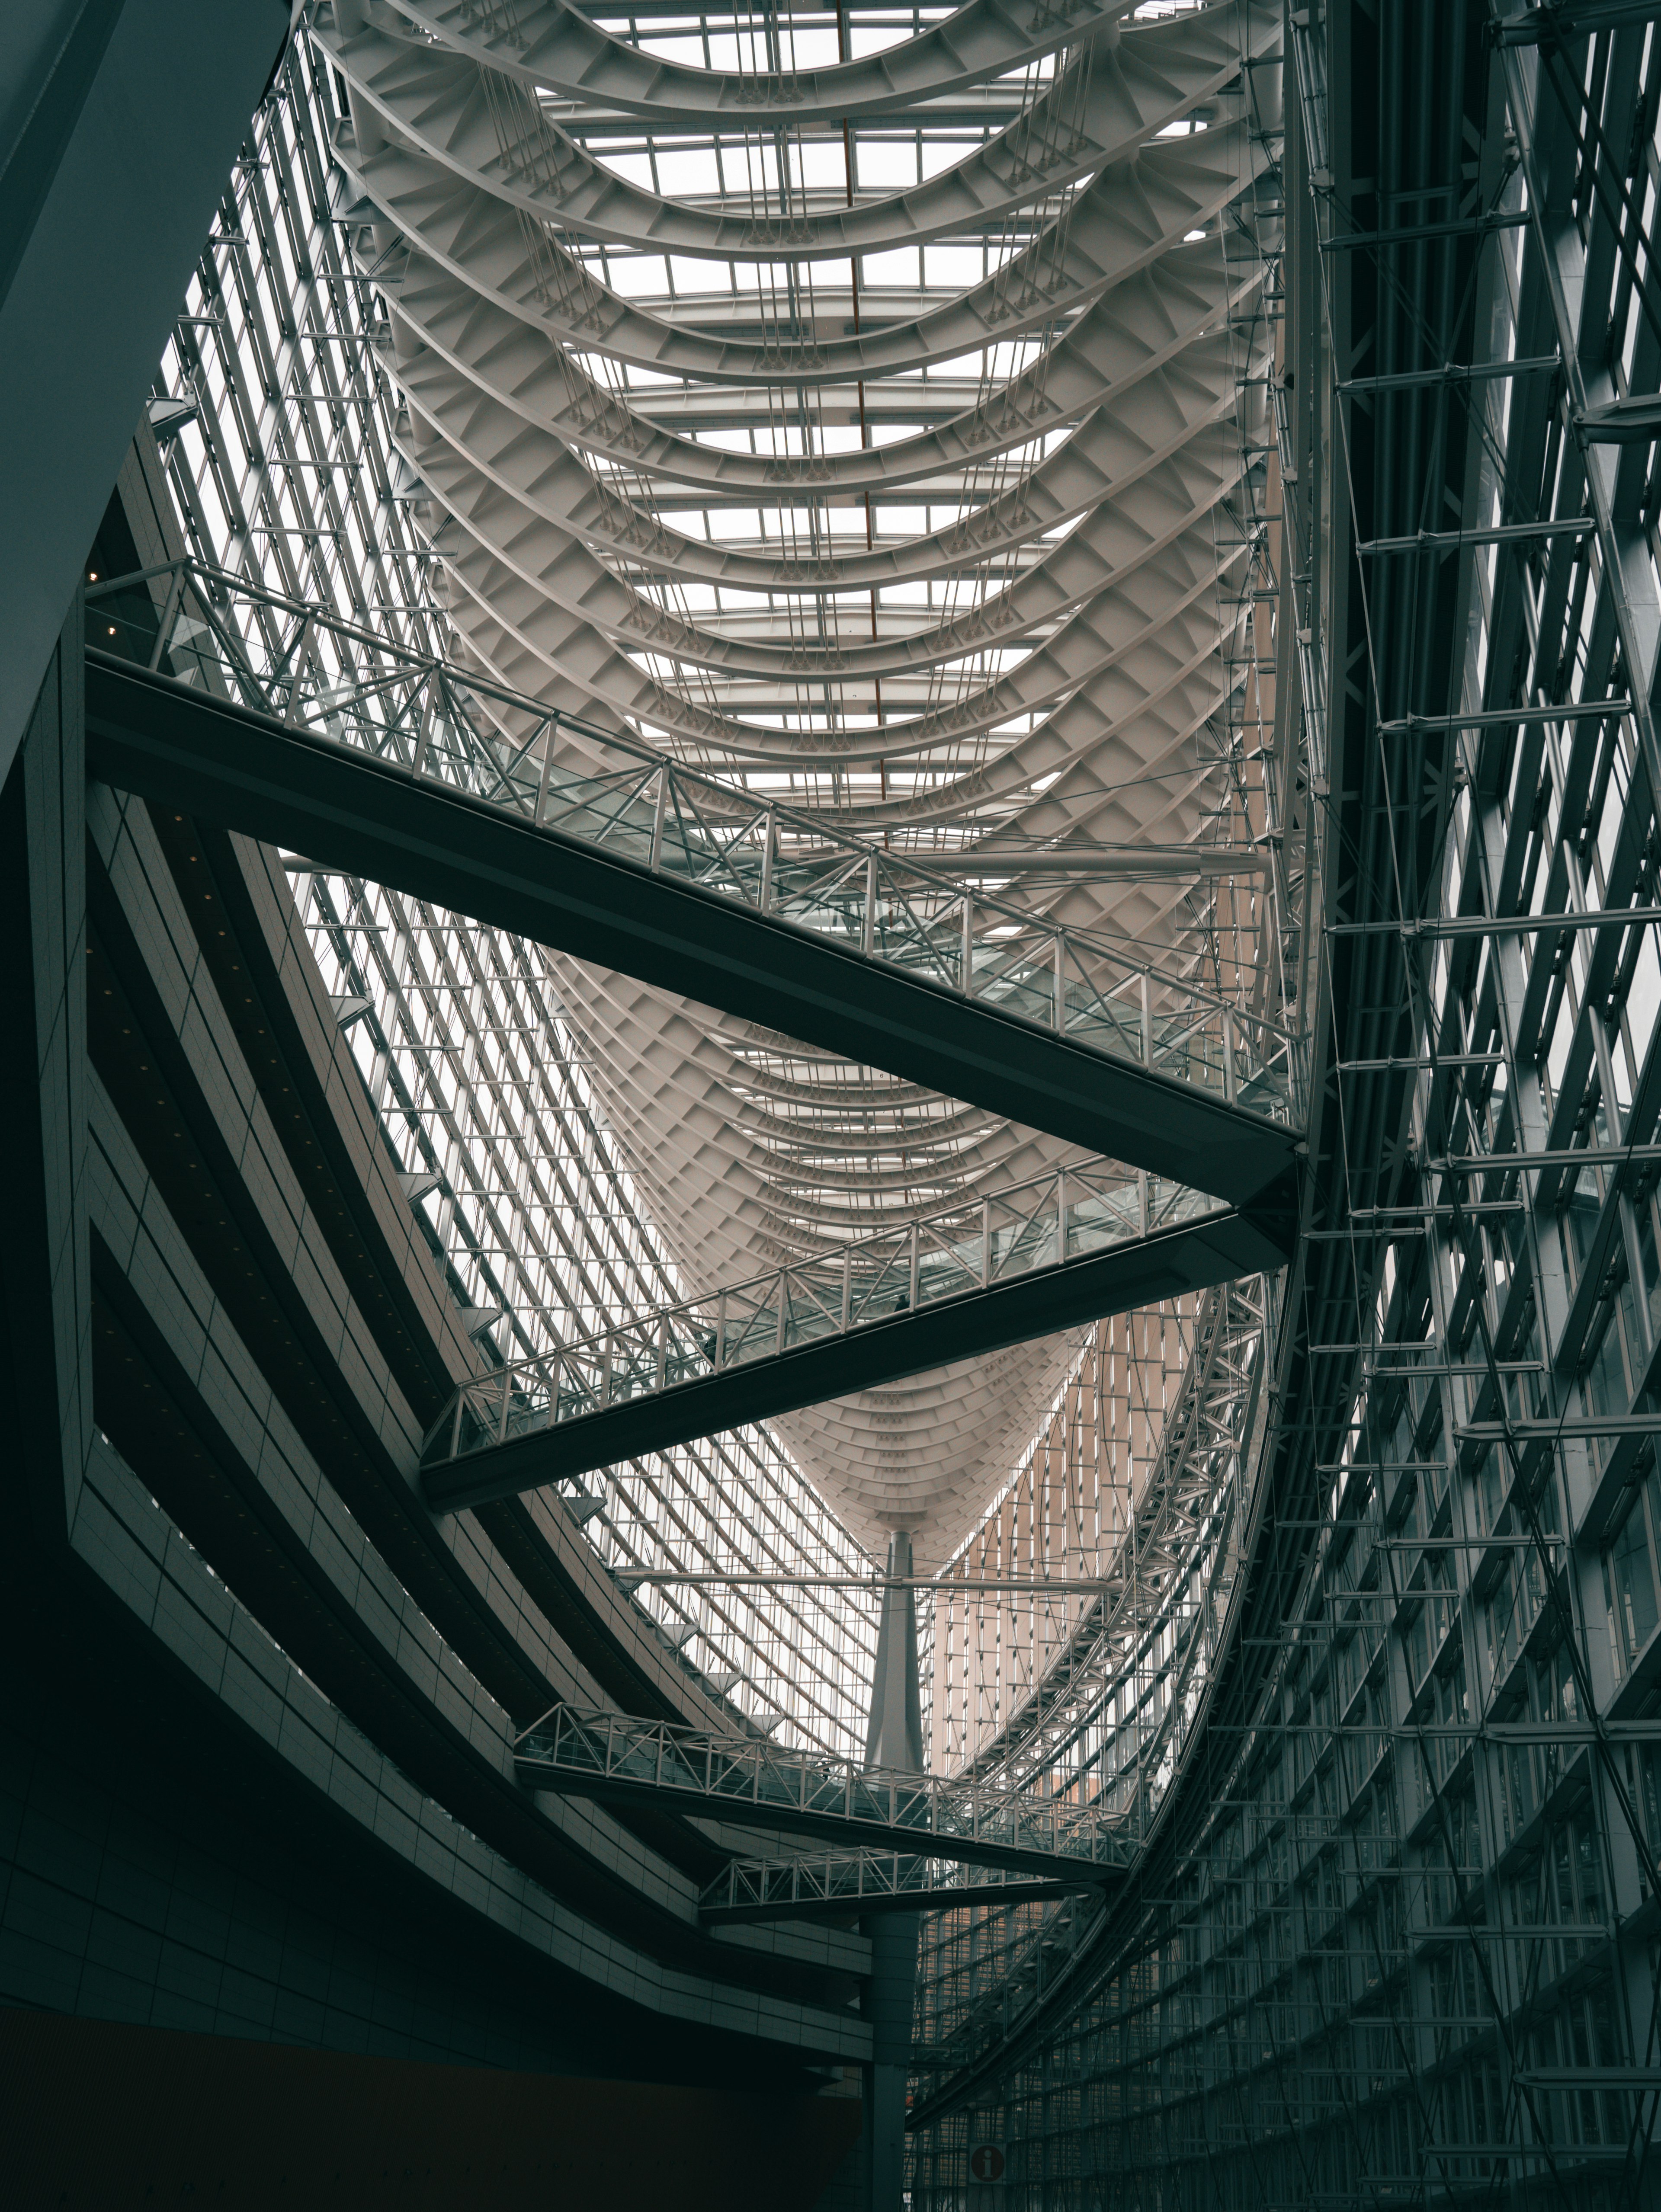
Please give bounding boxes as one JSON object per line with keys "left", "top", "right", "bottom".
{"left": 909, "top": 1274, "right": 1272, "bottom": 2109}
{"left": 107, "top": 12, "right": 1573, "bottom": 2203}
{"left": 133, "top": 17, "right": 1272, "bottom": 1791}
{"left": 126, "top": 12, "right": 1286, "bottom": 1799}
{"left": 143, "top": 32, "right": 881, "bottom": 1758}
{"left": 904, "top": 3, "right": 1661, "bottom": 2204}
{"left": 83, "top": 0, "right": 1661, "bottom": 2202}
{"left": 314, "top": 0, "right": 1287, "bottom": 1589}
{"left": 929, "top": 1298, "right": 1206, "bottom": 1778}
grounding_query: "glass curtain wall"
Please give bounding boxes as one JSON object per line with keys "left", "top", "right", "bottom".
{"left": 907, "top": 6, "right": 1661, "bottom": 2205}
{"left": 146, "top": 34, "right": 879, "bottom": 1757}
{"left": 127, "top": 17, "right": 1310, "bottom": 2182}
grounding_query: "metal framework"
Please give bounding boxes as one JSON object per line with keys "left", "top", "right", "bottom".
{"left": 134, "top": 16, "right": 1661, "bottom": 2209}
{"left": 699, "top": 1850, "right": 1091, "bottom": 1923}
{"left": 83, "top": 559, "right": 1300, "bottom": 1199}
{"left": 512, "top": 1702, "right": 1142, "bottom": 1873}
{"left": 940, "top": 1279, "right": 1270, "bottom": 1794}
{"left": 417, "top": 1161, "right": 1279, "bottom": 1508}
{"left": 136, "top": 22, "right": 1271, "bottom": 1809}
{"left": 904, "top": 4, "right": 1661, "bottom": 2205}
{"left": 306, "top": 0, "right": 1286, "bottom": 1581}
{"left": 96, "top": 3, "right": 1661, "bottom": 2204}
{"left": 140, "top": 32, "right": 883, "bottom": 1759}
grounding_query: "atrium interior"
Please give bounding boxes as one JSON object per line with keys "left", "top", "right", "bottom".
{"left": 4, "top": 0, "right": 1661, "bottom": 2205}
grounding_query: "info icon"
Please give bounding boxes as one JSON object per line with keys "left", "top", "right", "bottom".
{"left": 968, "top": 2142, "right": 1007, "bottom": 2184}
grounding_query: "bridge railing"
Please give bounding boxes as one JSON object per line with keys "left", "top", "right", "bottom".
{"left": 513, "top": 1704, "right": 1142, "bottom": 1875}
{"left": 699, "top": 1850, "right": 1092, "bottom": 1921}
{"left": 420, "top": 1157, "right": 1228, "bottom": 1471}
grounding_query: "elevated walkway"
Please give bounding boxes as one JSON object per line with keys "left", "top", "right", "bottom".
{"left": 82, "top": 561, "right": 1302, "bottom": 1208}
{"left": 513, "top": 1706, "right": 1138, "bottom": 1880}
{"left": 700, "top": 1852, "right": 1092, "bottom": 1926}
{"left": 421, "top": 1162, "right": 1283, "bottom": 1509}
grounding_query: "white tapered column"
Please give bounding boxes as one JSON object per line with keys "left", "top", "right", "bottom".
{"left": 863, "top": 1530, "right": 922, "bottom": 2210}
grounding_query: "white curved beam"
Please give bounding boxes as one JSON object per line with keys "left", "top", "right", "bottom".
{"left": 324, "top": 3, "right": 1276, "bottom": 262}
{"left": 412, "top": 410, "right": 1247, "bottom": 685}
{"left": 436, "top": 515, "right": 1248, "bottom": 765}
{"left": 389, "top": 0, "right": 1143, "bottom": 128}
{"left": 387, "top": 249, "right": 1265, "bottom": 493}
{"left": 368, "top": 124, "right": 1267, "bottom": 386}
{"left": 398, "top": 356, "right": 1250, "bottom": 593}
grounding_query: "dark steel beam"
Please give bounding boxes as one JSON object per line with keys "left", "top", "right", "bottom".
{"left": 83, "top": 651, "right": 1302, "bottom": 1209}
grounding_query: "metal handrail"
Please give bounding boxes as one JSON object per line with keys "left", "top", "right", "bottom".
{"left": 700, "top": 1850, "right": 1093, "bottom": 1918}
{"left": 513, "top": 1703, "right": 1145, "bottom": 1874}
{"left": 85, "top": 558, "right": 1305, "bottom": 1130}
{"left": 420, "top": 1156, "right": 1232, "bottom": 1469}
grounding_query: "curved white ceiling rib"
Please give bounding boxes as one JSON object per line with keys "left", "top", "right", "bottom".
{"left": 384, "top": 177, "right": 1263, "bottom": 391}
{"left": 387, "top": 259, "right": 1261, "bottom": 494}
{"left": 341, "top": 108, "right": 1267, "bottom": 380}
{"left": 400, "top": 371, "right": 1247, "bottom": 592}
{"left": 394, "top": 0, "right": 1141, "bottom": 123}
{"left": 324, "top": 3, "right": 1279, "bottom": 261}
{"left": 426, "top": 463, "right": 1241, "bottom": 688}
{"left": 436, "top": 535, "right": 1244, "bottom": 787}
{"left": 318, "top": 0, "right": 1279, "bottom": 1571}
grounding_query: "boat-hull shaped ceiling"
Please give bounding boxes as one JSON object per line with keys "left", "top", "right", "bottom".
{"left": 317, "top": 0, "right": 1282, "bottom": 1570}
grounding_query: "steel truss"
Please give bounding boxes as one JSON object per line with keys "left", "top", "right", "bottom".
{"left": 83, "top": 557, "right": 1301, "bottom": 1198}
{"left": 418, "top": 1168, "right": 1279, "bottom": 1509}
{"left": 700, "top": 1851, "right": 1091, "bottom": 1924}
{"left": 513, "top": 1702, "right": 1142, "bottom": 1876}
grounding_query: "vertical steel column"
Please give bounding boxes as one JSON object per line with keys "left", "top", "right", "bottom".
{"left": 863, "top": 1527, "right": 924, "bottom": 2212}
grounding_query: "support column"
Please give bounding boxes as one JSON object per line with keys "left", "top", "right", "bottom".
{"left": 862, "top": 1530, "right": 922, "bottom": 2212}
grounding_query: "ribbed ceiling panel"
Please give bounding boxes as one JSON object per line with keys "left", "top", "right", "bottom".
{"left": 317, "top": 0, "right": 1282, "bottom": 1567}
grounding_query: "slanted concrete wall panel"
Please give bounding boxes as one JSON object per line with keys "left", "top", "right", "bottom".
{"left": 3, "top": 604, "right": 92, "bottom": 1544}
{"left": 0, "top": 0, "right": 284, "bottom": 778}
